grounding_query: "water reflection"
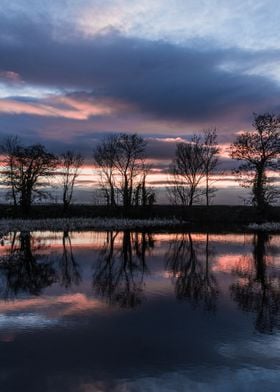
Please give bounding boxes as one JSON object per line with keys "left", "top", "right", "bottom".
{"left": 0, "top": 230, "right": 279, "bottom": 333}
{"left": 92, "top": 231, "right": 153, "bottom": 308}
{"left": 0, "top": 231, "right": 280, "bottom": 391}
{"left": 166, "top": 233, "right": 219, "bottom": 311}
{"left": 231, "top": 232, "right": 280, "bottom": 333}
{"left": 58, "top": 231, "right": 81, "bottom": 288}
{"left": 0, "top": 231, "right": 56, "bottom": 298}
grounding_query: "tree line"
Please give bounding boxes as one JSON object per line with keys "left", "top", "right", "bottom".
{"left": 0, "top": 112, "right": 279, "bottom": 213}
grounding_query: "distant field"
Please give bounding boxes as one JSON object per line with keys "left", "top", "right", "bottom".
{"left": 0, "top": 204, "right": 279, "bottom": 231}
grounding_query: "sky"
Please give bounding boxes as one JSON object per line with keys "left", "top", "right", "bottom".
{"left": 0, "top": 0, "right": 280, "bottom": 202}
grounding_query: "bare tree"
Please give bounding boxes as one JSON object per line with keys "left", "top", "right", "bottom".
{"left": 94, "top": 136, "right": 118, "bottom": 206}
{"left": 169, "top": 135, "right": 206, "bottom": 206}
{"left": 202, "top": 129, "right": 220, "bottom": 206}
{"left": 60, "top": 150, "right": 84, "bottom": 211}
{"left": 1, "top": 136, "right": 21, "bottom": 206}
{"left": 169, "top": 131, "right": 220, "bottom": 206}
{"left": 231, "top": 113, "right": 280, "bottom": 209}
{"left": 1, "top": 139, "right": 58, "bottom": 213}
{"left": 94, "top": 133, "right": 150, "bottom": 207}
{"left": 114, "top": 133, "right": 147, "bottom": 207}
{"left": 134, "top": 163, "right": 155, "bottom": 207}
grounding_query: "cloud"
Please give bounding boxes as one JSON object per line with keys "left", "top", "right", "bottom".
{"left": 0, "top": 71, "right": 22, "bottom": 83}
{"left": 1, "top": 23, "right": 280, "bottom": 125}
{"left": 3, "top": 0, "right": 280, "bottom": 51}
{"left": 0, "top": 94, "right": 130, "bottom": 120}
{"left": 1, "top": 3, "right": 280, "bottom": 163}
{"left": 75, "top": 0, "right": 280, "bottom": 51}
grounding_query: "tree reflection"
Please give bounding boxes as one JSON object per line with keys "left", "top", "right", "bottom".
{"left": 166, "top": 233, "right": 218, "bottom": 310}
{"left": 92, "top": 231, "right": 153, "bottom": 308}
{"left": 231, "top": 232, "right": 280, "bottom": 333}
{"left": 58, "top": 231, "right": 81, "bottom": 288}
{"left": 0, "top": 231, "right": 56, "bottom": 298}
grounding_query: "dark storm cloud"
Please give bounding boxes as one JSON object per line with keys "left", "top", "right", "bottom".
{"left": 1, "top": 13, "right": 280, "bottom": 124}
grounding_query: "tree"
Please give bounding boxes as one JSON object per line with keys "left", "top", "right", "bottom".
{"left": 1, "top": 136, "right": 21, "bottom": 206}
{"left": 230, "top": 113, "right": 280, "bottom": 209}
{"left": 169, "top": 132, "right": 220, "bottom": 206}
{"left": 169, "top": 135, "right": 206, "bottom": 206}
{"left": 202, "top": 129, "right": 220, "bottom": 206}
{"left": 134, "top": 163, "right": 155, "bottom": 207}
{"left": 1, "top": 139, "right": 58, "bottom": 213}
{"left": 94, "top": 136, "right": 118, "bottom": 206}
{"left": 114, "top": 133, "right": 147, "bottom": 207}
{"left": 94, "top": 133, "right": 150, "bottom": 207}
{"left": 60, "top": 150, "right": 84, "bottom": 211}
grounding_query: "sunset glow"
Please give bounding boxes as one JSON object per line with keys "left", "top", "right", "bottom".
{"left": 0, "top": 1, "right": 280, "bottom": 205}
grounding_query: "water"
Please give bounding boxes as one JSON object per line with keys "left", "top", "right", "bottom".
{"left": 0, "top": 230, "right": 279, "bottom": 391}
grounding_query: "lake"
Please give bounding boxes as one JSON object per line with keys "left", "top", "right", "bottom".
{"left": 0, "top": 230, "right": 279, "bottom": 391}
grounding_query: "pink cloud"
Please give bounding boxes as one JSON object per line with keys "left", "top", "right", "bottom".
{"left": 0, "top": 95, "right": 130, "bottom": 120}
{"left": 0, "top": 70, "right": 22, "bottom": 83}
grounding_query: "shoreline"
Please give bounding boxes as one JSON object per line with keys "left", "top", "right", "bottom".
{"left": 0, "top": 217, "right": 279, "bottom": 234}
{"left": 0, "top": 217, "right": 182, "bottom": 235}
{"left": 0, "top": 204, "right": 280, "bottom": 234}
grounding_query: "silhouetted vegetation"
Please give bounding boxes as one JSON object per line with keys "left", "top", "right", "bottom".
{"left": 169, "top": 130, "right": 220, "bottom": 206}
{"left": 60, "top": 150, "right": 84, "bottom": 213}
{"left": 0, "top": 112, "right": 279, "bottom": 220}
{"left": 231, "top": 113, "right": 280, "bottom": 210}
{"left": 1, "top": 137, "right": 57, "bottom": 214}
{"left": 94, "top": 133, "right": 155, "bottom": 207}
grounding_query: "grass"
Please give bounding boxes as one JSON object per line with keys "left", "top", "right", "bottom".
{"left": 0, "top": 217, "right": 181, "bottom": 236}
{"left": 0, "top": 204, "right": 280, "bottom": 232}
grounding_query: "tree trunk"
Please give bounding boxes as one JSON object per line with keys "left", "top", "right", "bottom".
{"left": 63, "top": 187, "right": 69, "bottom": 212}
{"left": 123, "top": 175, "right": 130, "bottom": 207}
{"left": 206, "top": 173, "right": 209, "bottom": 207}
{"left": 110, "top": 185, "right": 116, "bottom": 207}
{"left": 253, "top": 164, "right": 266, "bottom": 209}
{"left": 21, "top": 189, "right": 32, "bottom": 214}
{"left": 188, "top": 187, "right": 194, "bottom": 206}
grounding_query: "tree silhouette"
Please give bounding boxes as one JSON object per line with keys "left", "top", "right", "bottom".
{"left": 230, "top": 113, "right": 280, "bottom": 209}
{"left": 169, "top": 131, "right": 220, "bottom": 206}
{"left": 202, "top": 129, "right": 220, "bottom": 206}
{"left": 1, "top": 138, "right": 58, "bottom": 213}
{"left": 60, "top": 150, "right": 84, "bottom": 212}
{"left": 94, "top": 133, "right": 153, "bottom": 207}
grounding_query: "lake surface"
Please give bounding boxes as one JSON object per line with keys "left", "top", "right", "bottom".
{"left": 0, "top": 230, "right": 279, "bottom": 392}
